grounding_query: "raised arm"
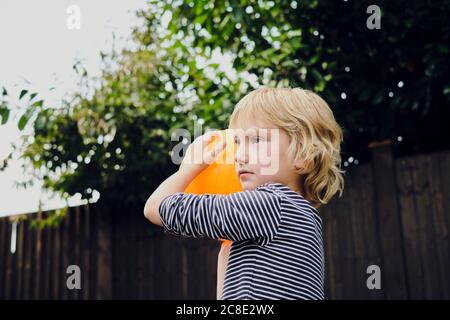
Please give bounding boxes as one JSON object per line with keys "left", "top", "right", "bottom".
{"left": 143, "top": 131, "right": 227, "bottom": 225}
{"left": 157, "top": 184, "right": 282, "bottom": 245}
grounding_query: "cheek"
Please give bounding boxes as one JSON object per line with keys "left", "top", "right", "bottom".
{"left": 252, "top": 143, "right": 282, "bottom": 177}
{"left": 250, "top": 142, "right": 274, "bottom": 163}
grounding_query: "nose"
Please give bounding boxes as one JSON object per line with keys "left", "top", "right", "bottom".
{"left": 235, "top": 141, "right": 249, "bottom": 165}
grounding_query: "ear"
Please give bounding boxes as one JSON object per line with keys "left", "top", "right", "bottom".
{"left": 294, "top": 159, "right": 305, "bottom": 172}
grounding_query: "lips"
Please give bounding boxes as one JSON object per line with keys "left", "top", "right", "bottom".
{"left": 238, "top": 170, "right": 253, "bottom": 176}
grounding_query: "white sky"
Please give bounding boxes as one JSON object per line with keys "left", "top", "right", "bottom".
{"left": 0, "top": 0, "right": 147, "bottom": 217}
{"left": 0, "top": 0, "right": 242, "bottom": 218}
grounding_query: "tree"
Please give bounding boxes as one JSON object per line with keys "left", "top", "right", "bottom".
{"left": 1, "top": 0, "right": 449, "bottom": 209}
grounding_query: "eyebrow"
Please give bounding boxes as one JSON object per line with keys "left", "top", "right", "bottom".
{"left": 233, "top": 128, "right": 274, "bottom": 137}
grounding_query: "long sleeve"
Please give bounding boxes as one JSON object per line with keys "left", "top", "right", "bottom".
{"left": 158, "top": 183, "right": 282, "bottom": 246}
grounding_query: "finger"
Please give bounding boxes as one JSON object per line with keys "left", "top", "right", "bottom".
{"left": 207, "top": 139, "right": 227, "bottom": 163}
{"left": 205, "top": 130, "right": 220, "bottom": 141}
{"left": 202, "top": 131, "right": 221, "bottom": 148}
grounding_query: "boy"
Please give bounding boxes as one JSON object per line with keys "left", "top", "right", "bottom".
{"left": 144, "top": 87, "right": 345, "bottom": 299}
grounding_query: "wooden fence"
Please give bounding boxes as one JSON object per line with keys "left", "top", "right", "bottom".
{"left": 1, "top": 143, "right": 449, "bottom": 299}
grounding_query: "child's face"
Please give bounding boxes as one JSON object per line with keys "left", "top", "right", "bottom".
{"left": 232, "top": 121, "right": 302, "bottom": 192}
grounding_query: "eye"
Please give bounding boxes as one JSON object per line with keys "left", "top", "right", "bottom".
{"left": 251, "top": 136, "right": 262, "bottom": 143}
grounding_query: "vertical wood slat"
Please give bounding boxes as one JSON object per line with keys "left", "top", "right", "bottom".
{"left": 395, "top": 157, "right": 425, "bottom": 299}
{"left": 4, "top": 220, "right": 13, "bottom": 299}
{"left": 181, "top": 240, "right": 189, "bottom": 299}
{"left": 95, "top": 204, "right": 112, "bottom": 299}
{"left": 52, "top": 219, "right": 61, "bottom": 299}
{"left": 80, "top": 205, "right": 90, "bottom": 300}
{"left": 10, "top": 220, "right": 18, "bottom": 299}
{"left": 170, "top": 236, "right": 183, "bottom": 299}
{"left": 334, "top": 189, "right": 346, "bottom": 298}
{"left": 16, "top": 220, "right": 24, "bottom": 298}
{"left": 130, "top": 208, "right": 138, "bottom": 299}
{"left": 154, "top": 231, "right": 170, "bottom": 299}
{"left": 57, "top": 219, "right": 65, "bottom": 299}
{"left": 111, "top": 207, "right": 124, "bottom": 299}
{"left": 33, "top": 214, "right": 42, "bottom": 299}
{"left": 323, "top": 200, "right": 338, "bottom": 299}
{"left": 47, "top": 225, "right": 55, "bottom": 299}
{"left": 430, "top": 152, "right": 450, "bottom": 298}
{"left": 136, "top": 211, "right": 147, "bottom": 300}
{"left": 360, "top": 164, "right": 384, "bottom": 300}
{"left": 88, "top": 204, "right": 98, "bottom": 299}
{"left": 74, "top": 206, "right": 82, "bottom": 300}
{"left": 0, "top": 218, "right": 8, "bottom": 299}
{"left": 411, "top": 155, "right": 443, "bottom": 298}
{"left": 370, "top": 141, "right": 408, "bottom": 299}
{"left": 39, "top": 215, "right": 50, "bottom": 299}
{"left": 436, "top": 151, "right": 450, "bottom": 298}
{"left": 61, "top": 208, "right": 70, "bottom": 299}
{"left": 208, "top": 241, "right": 221, "bottom": 300}
{"left": 28, "top": 220, "right": 37, "bottom": 299}
{"left": 348, "top": 165, "right": 368, "bottom": 298}
{"left": 22, "top": 219, "right": 32, "bottom": 299}
{"left": 143, "top": 223, "right": 156, "bottom": 299}
{"left": 342, "top": 170, "right": 357, "bottom": 298}
{"left": 68, "top": 207, "right": 76, "bottom": 300}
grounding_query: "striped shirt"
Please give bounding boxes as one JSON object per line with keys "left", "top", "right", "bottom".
{"left": 158, "top": 182, "right": 324, "bottom": 300}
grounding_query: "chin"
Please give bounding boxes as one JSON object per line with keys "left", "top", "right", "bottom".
{"left": 240, "top": 180, "right": 258, "bottom": 191}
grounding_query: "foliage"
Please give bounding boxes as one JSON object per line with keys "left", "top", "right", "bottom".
{"left": 1, "top": 0, "right": 449, "bottom": 209}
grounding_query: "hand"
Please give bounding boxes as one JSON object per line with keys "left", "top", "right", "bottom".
{"left": 181, "top": 130, "right": 227, "bottom": 174}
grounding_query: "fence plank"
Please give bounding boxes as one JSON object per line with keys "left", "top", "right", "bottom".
{"left": 80, "top": 205, "right": 90, "bottom": 300}
{"left": 324, "top": 204, "right": 336, "bottom": 298}
{"left": 88, "top": 204, "right": 98, "bottom": 299}
{"left": 46, "top": 225, "right": 54, "bottom": 299}
{"left": 395, "top": 156, "right": 425, "bottom": 299}
{"left": 39, "top": 217, "right": 49, "bottom": 299}
{"left": 61, "top": 208, "right": 70, "bottom": 299}
{"left": 95, "top": 204, "right": 112, "bottom": 299}
{"left": 436, "top": 151, "right": 450, "bottom": 298}
{"left": 338, "top": 172, "right": 354, "bottom": 299}
{"left": 22, "top": 219, "right": 32, "bottom": 299}
{"left": 3, "top": 220, "right": 12, "bottom": 299}
{"left": 348, "top": 165, "right": 370, "bottom": 298}
{"left": 29, "top": 220, "right": 38, "bottom": 299}
{"left": 0, "top": 218, "right": 8, "bottom": 299}
{"left": 360, "top": 164, "right": 384, "bottom": 300}
{"left": 74, "top": 206, "right": 82, "bottom": 300}
{"left": 143, "top": 223, "right": 156, "bottom": 299}
{"left": 370, "top": 142, "right": 408, "bottom": 299}
{"left": 51, "top": 219, "right": 61, "bottom": 299}
{"left": 411, "top": 154, "right": 443, "bottom": 298}
{"left": 17, "top": 219, "right": 26, "bottom": 298}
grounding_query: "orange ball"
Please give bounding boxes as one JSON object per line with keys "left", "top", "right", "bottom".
{"left": 181, "top": 129, "right": 242, "bottom": 244}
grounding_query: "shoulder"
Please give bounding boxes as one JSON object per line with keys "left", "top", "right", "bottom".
{"left": 256, "top": 182, "right": 321, "bottom": 219}
{"left": 255, "top": 182, "right": 289, "bottom": 195}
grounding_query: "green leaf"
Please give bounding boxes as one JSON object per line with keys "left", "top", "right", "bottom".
{"left": 18, "top": 113, "right": 30, "bottom": 130}
{"left": 19, "top": 90, "right": 28, "bottom": 100}
{"left": 31, "top": 100, "right": 44, "bottom": 108}
{"left": 29, "top": 93, "right": 38, "bottom": 101}
{"left": 1, "top": 108, "right": 10, "bottom": 125}
{"left": 311, "top": 68, "right": 323, "bottom": 82}
{"left": 194, "top": 13, "right": 208, "bottom": 25}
